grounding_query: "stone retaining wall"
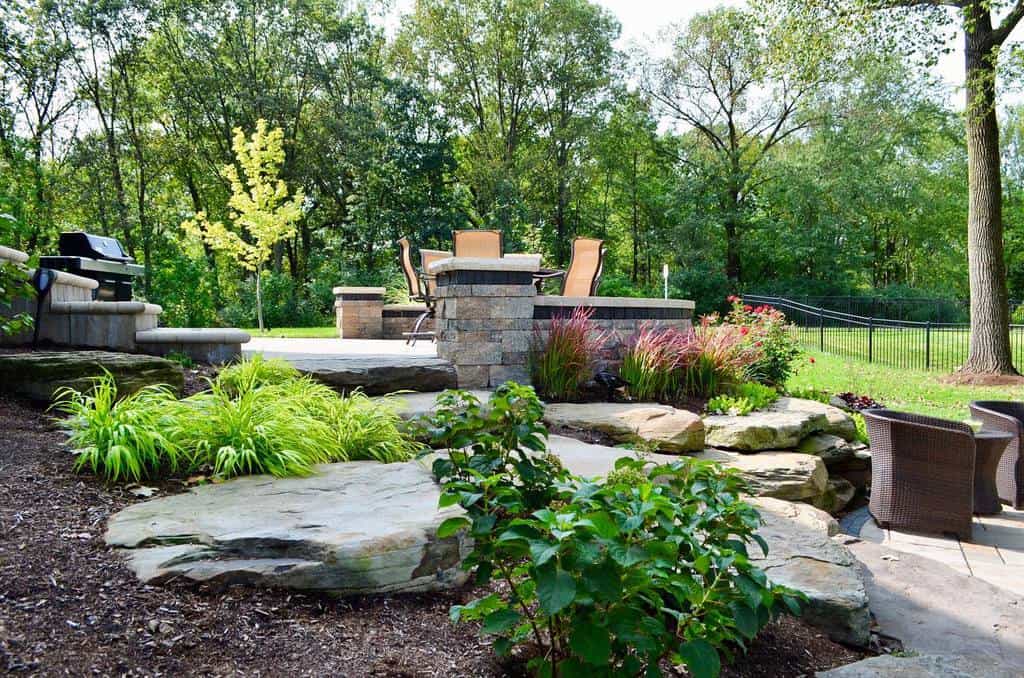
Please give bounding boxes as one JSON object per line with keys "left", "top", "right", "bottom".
{"left": 382, "top": 304, "right": 433, "bottom": 340}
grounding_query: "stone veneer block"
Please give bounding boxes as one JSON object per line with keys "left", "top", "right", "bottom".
{"left": 332, "top": 286, "right": 385, "bottom": 339}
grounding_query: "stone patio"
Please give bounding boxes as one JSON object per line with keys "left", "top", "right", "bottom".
{"left": 850, "top": 506, "right": 1024, "bottom": 597}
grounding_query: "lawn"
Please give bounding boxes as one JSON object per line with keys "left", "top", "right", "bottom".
{"left": 789, "top": 349, "right": 1024, "bottom": 421}
{"left": 244, "top": 326, "right": 337, "bottom": 338}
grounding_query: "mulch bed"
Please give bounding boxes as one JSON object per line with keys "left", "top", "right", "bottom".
{"left": 0, "top": 394, "right": 866, "bottom": 676}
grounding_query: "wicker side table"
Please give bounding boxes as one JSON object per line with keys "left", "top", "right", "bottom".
{"left": 974, "top": 431, "right": 1013, "bottom": 515}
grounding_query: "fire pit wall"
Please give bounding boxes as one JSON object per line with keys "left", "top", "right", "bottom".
{"left": 430, "top": 257, "right": 693, "bottom": 388}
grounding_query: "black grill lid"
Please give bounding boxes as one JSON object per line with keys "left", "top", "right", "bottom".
{"left": 57, "top": 232, "right": 134, "bottom": 263}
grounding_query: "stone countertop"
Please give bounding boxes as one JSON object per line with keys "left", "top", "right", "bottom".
{"left": 427, "top": 255, "right": 542, "bottom": 274}
{"left": 332, "top": 286, "right": 386, "bottom": 295}
{"left": 535, "top": 295, "right": 695, "bottom": 309}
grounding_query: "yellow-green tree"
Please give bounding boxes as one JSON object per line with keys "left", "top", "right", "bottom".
{"left": 182, "top": 119, "right": 304, "bottom": 331}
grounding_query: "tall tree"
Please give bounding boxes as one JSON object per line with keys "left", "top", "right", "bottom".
{"left": 759, "top": 0, "right": 1024, "bottom": 374}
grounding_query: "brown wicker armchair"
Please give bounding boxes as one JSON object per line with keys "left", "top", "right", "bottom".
{"left": 861, "top": 409, "right": 976, "bottom": 540}
{"left": 969, "top": 401, "right": 1024, "bottom": 509}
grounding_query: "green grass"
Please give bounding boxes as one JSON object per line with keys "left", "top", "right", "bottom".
{"left": 243, "top": 326, "right": 337, "bottom": 338}
{"left": 789, "top": 350, "right": 1024, "bottom": 421}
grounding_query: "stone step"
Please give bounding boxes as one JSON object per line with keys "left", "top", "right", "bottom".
{"left": 135, "top": 327, "right": 250, "bottom": 364}
{"left": 283, "top": 355, "right": 457, "bottom": 395}
{"left": 0, "top": 350, "right": 184, "bottom": 400}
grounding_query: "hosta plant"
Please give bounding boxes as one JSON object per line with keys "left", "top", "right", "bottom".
{"left": 529, "top": 306, "right": 609, "bottom": 401}
{"left": 427, "top": 385, "right": 806, "bottom": 677}
{"left": 54, "top": 373, "right": 190, "bottom": 482}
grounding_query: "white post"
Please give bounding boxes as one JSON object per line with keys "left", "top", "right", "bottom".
{"left": 662, "top": 263, "right": 669, "bottom": 300}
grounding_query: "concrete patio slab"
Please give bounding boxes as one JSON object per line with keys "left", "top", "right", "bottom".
{"left": 245, "top": 337, "right": 437, "bottom": 358}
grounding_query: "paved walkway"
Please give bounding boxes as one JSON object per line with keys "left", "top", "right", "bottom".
{"left": 244, "top": 337, "right": 436, "bottom": 358}
{"left": 854, "top": 507, "right": 1024, "bottom": 596}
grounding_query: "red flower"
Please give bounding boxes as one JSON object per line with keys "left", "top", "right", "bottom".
{"left": 740, "top": 326, "right": 750, "bottom": 336}
{"left": 809, "top": 357, "right": 816, "bottom": 364}
{"left": 743, "top": 304, "right": 753, "bottom": 312}
{"left": 726, "top": 295, "right": 739, "bottom": 303}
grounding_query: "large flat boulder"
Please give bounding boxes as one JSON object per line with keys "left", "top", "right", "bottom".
{"left": 0, "top": 350, "right": 183, "bottom": 401}
{"left": 770, "top": 397, "right": 858, "bottom": 441}
{"left": 749, "top": 498, "right": 870, "bottom": 647}
{"left": 286, "top": 356, "right": 457, "bottom": 395}
{"left": 695, "top": 449, "right": 828, "bottom": 502}
{"left": 704, "top": 409, "right": 827, "bottom": 451}
{"left": 818, "top": 654, "right": 1020, "bottom": 677}
{"left": 375, "top": 390, "right": 494, "bottom": 420}
{"left": 543, "top": 402, "right": 705, "bottom": 452}
{"left": 105, "top": 460, "right": 471, "bottom": 595}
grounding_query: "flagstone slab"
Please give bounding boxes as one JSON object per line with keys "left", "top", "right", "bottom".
{"left": 105, "top": 460, "right": 471, "bottom": 595}
{"left": 0, "top": 350, "right": 183, "bottom": 401}
{"left": 695, "top": 449, "right": 828, "bottom": 502}
{"left": 543, "top": 402, "right": 705, "bottom": 452}
{"left": 703, "top": 409, "right": 827, "bottom": 451}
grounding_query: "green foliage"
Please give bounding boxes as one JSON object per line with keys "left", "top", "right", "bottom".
{"left": 0, "top": 258, "right": 33, "bottom": 337}
{"left": 164, "top": 351, "right": 195, "bottom": 369}
{"left": 708, "top": 382, "right": 779, "bottom": 416}
{"left": 726, "top": 298, "right": 802, "bottom": 387}
{"left": 54, "top": 374, "right": 189, "bottom": 482}
{"left": 619, "top": 324, "right": 686, "bottom": 401}
{"left": 786, "top": 386, "right": 832, "bottom": 404}
{"left": 215, "top": 355, "right": 300, "bottom": 396}
{"left": 56, "top": 363, "right": 418, "bottom": 482}
{"left": 426, "top": 385, "right": 805, "bottom": 676}
{"left": 850, "top": 411, "right": 869, "bottom": 445}
{"left": 528, "top": 307, "right": 609, "bottom": 402}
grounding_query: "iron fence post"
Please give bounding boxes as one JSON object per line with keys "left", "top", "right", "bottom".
{"left": 819, "top": 308, "right": 825, "bottom": 351}
{"left": 925, "top": 321, "right": 931, "bottom": 370}
{"left": 868, "top": 316, "right": 874, "bottom": 363}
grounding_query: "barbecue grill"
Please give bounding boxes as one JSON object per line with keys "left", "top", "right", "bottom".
{"left": 39, "top": 232, "right": 144, "bottom": 301}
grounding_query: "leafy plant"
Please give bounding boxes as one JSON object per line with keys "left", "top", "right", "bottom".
{"left": 0, "top": 256, "right": 33, "bottom": 337}
{"left": 164, "top": 351, "right": 195, "bottom": 369}
{"left": 851, "top": 412, "right": 869, "bottom": 445}
{"left": 786, "top": 386, "right": 831, "bottom": 404}
{"left": 215, "top": 355, "right": 300, "bottom": 396}
{"left": 709, "top": 382, "right": 779, "bottom": 415}
{"left": 708, "top": 394, "right": 756, "bottom": 416}
{"left": 529, "top": 306, "right": 609, "bottom": 401}
{"left": 304, "top": 386, "right": 421, "bottom": 463}
{"left": 427, "top": 385, "right": 805, "bottom": 677}
{"left": 725, "top": 297, "right": 802, "bottom": 387}
{"left": 54, "top": 374, "right": 189, "bottom": 482}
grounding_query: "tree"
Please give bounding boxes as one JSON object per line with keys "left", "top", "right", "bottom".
{"left": 640, "top": 8, "right": 820, "bottom": 283}
{"left": 759, "top": 0, "right": 1024, "bottom": 374}
{"left": 182, "top": 120, "right": 304, "bottom": 332}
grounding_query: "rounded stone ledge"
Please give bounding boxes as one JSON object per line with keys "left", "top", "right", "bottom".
{"left": 40, "top": 269, "right": 99, "bottom": 289}
{"left": 536, "top": 295, "right": 695, "bottom": 310}
{"left": 428, "top": 255, "right": 541, "bottom": 274}
{"left": 0, "top": 244, "right": 29, "bottom": 263}
{"left": 50, "top": 301, "right": 162, "bottom": 315}
{"left": 135, "top": 327, "right": 251, "bottom": 344}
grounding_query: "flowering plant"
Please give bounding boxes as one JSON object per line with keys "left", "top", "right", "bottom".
{"left": 724, "top": 297, "right": 802, "bottom": 387}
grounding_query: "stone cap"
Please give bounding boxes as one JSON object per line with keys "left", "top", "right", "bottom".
{"left": 0, "top": 244, "right": 29, "bottom": 264}
{"left": 31, "top": 268, "right": 100, "bottom": 290}
{"left": 333, "top": 286, "right": 386, "bottom": 296}
{"left": 419, "top": 248, "right": 452, "bottom": 257}
{"left": 50, "top": 301, "right": 162, "bottom": 315}
{"left": 384, "top": 303, "right": 428, "bottom": 311}
{"left": 428, "top": 255, "right": 541, "bottom": 275}
{"left": 536, "top": 295, "right": 695, "bottom": 310}
{"left": 135, "top": 327, "right": 251, "bottom": 344}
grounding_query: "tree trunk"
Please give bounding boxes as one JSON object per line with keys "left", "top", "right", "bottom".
{"left": 724, "top": 184, "right": 742, "bottom": 283}
{"left": 962, "top": 11, "right": 1016, "bottom": 374}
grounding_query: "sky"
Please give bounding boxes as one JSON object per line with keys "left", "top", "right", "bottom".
{"left": 386, "top": 0, "right": 969, "bottom": 105}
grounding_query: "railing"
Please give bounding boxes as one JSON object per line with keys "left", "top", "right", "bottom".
{"left": 742, "top": 294, "right": 1024, "bottom": 373}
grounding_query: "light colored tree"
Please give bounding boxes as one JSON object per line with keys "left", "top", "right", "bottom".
{"left": 182, "top": 119, "right": 304, "bottom": 332}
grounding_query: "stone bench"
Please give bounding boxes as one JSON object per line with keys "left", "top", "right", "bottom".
{"left": 135, "top": 327, "right": 251, "bottom": 364}
{"left": 38, "top": 300, "right": 162, "bottom": 351}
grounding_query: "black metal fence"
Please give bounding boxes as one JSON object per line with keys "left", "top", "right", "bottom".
{"left": 743, "top": 294, "right": 1024, "bottom": 373}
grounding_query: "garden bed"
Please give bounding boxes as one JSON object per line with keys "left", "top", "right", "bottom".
{"left": 0, "top": 395, "right": 868, "bottom": 676}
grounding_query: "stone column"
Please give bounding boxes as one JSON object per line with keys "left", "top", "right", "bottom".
{"left": 430, "top": 257, "right": 539, "bottom": 388}
{"left": 333, "top": 286, "right": 385, "bottom": 339}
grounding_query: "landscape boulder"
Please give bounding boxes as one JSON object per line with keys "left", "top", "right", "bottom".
{"left": 748, "top": 498, "right": 871, "bottom": 647}
{"left": 811, "top": 478, "right": 857, "bottom": 515}
{"left": 287, "top": 356, "right": 457, "bottom": 395}
{"left": 543, "top": 402, "right": 705, "bottom": 452}
{"left": 769, "top": 396, "right": 858, "bottom": 441}
{"left": 703, "top": 410, "right": 827, "bottom": 451}
{"left": 105, "top": 460, "right": 471, "bottom": 595}
{"left": 695, "top": 449, "right": 828, "bottom": 502}
{"left": 818, "top": 655, "right": 1020, "bottom": 678}
{"left": 0, "top": 350, "right": 183, "bottom": 401}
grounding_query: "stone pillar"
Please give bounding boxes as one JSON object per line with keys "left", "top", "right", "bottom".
{"left": 430, "top": 257, "right": 539, "bottom": 388}
{"left": 333, "top": 287, "right": 384, "bottom": 339}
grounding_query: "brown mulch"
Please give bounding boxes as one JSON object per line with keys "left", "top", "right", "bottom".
{"left": 0, "top": 395, "right": 866, "bottom": 677}
{"left": 939, "top": 371, "right": 1024, "bottom": 387}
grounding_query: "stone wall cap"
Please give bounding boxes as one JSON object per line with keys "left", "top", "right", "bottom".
{"left": 136, "top": 327, "right": 251, "bottom": 344}
{"left": 333, "top": 286, "right": 386, "bottom": 295}
{"left": 419, "top": 248, "right": 452, "bottom": 257}
{"left": 0, "top": 244, "right": 29, "bottom": 264}
{"left": 50, "top": 300, "right": 162, "bottom": 315}
{"left": 384, "top": 303, "right": 428, "bottom": 311}
{"left": 32, "top": 268, "right": 100, "bottom": 289}
{"left": 428, "top": 255, "right": 541, "bottom": 274}
{"left": 535, "top": 295, "right": 695, "bottom": 310}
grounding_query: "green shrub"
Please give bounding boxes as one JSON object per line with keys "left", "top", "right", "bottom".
{"left": 725, "top": 298, "right": 802, "bottom": 387}
{"left": 54, "top": 374, "right": 190, "bottom": 482}
{"left": 216, "top": 355, "right": 300, "bottom": 396}
{"left": 164, "top": 351, "right": 195, "bottom": 369}
{"left": 708, "top": 393, "right": 756, "bottom": 416}
{"left": 427, "top": 384, "right": 805, "bottom": 677}
{"left": 786, "top": 386, "right": 831, "bottom": 404}
{"left": 529, "top": 307, "right": 609, "bottom": 401}
{"left": 851, "top": 412, "right": 869, "bottom": 444}
{"left": 304, "top": 387, "right": 421, "bottom": 463}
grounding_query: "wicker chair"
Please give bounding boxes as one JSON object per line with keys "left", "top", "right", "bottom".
{"left": 532, "top": 237, "right": 606, "bottom": 295}
{"left": 397, "top": 237, "right": 437, "bottom": 346}
{"left": 861, "top": 409, "right": 976, "bottom": 540}
{"left": 453, "top": 229, "right": 503, "bottom": 258}
{"left": 969, "top": 401, "right": 1024, "bottom": 509}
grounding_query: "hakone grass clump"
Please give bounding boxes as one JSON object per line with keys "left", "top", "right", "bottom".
{"left": 55, "top": 358, "right": 420, "bottom": 482}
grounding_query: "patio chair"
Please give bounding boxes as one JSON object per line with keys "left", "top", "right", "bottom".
{"left": 969, "top": 401, "right": 1024, "bottom": 509}
{"left": 533, "top": 237, "right": 605, "bottom": 296}
{"left": 419, "top": 248, "right": 451, "bottom": 298}
{"left": 397, "top": 237, "right": 436, "bottom": 346}
{"left": 861, "top": 409, "right": 975, "bottom": 540}
{"left": 453, "top": 229, "right": 503, "bottom": 258}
